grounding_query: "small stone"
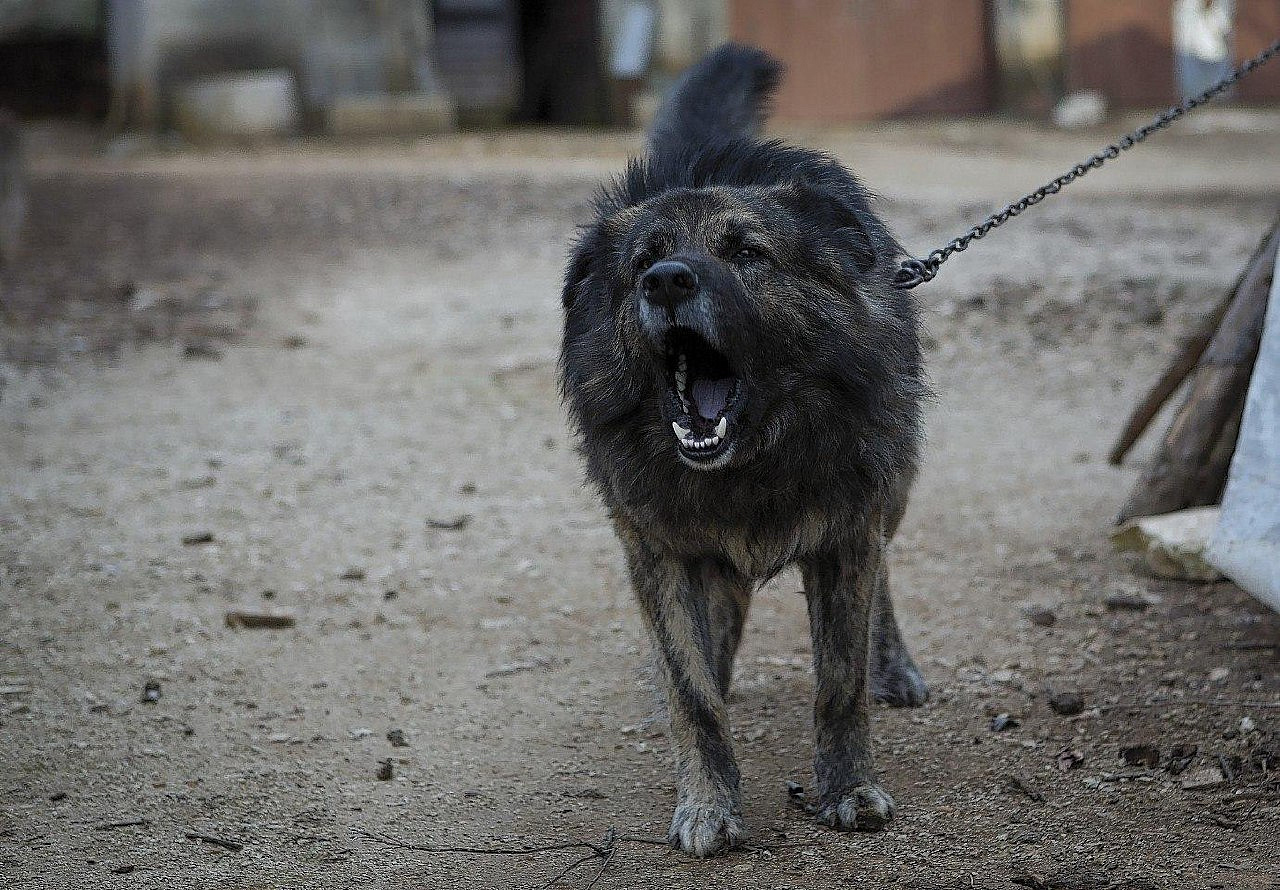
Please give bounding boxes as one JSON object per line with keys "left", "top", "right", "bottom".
{"left": 282, "top": 334, "right": 308, "bottom": 349}
{"left": 376, "top": 759, "right": 394, "bottom": 781}
{"left": 177, "top": 475, "right": 217, "bottom": 490}
{"left": 140, "top": 679, "right": 161, "bottom": 704}
{"left": 1239, "top": 716, "right": 1257, "bottom": 734}
{"left": 1022, "top": 604, "right": 1056, "bottom": 627}
{"left": 386, "top": 729, "right": 409, "bottom": 748}
{"left": 1180, "top": 766, "right": 1225, "bottom": 790}
{"left": 1167, "top": 742, "right": 1199, "bottom": 775}
{"left": 182, "top": 339, "right": 223, "bottom": 360}
{"left": 224, "top": 610, "right": 296, "bottom": 629}
{"left": 339, "top": 567, "right": 366, "bottom": 581}
{"left": 1055, "top": 748, "right": 1085, "bottom": 771}
{"left": 1120, "top": 743, "right": 1160, "bottom": 768}
{"left": 1104, "top": 592, "right": 1150, "bottom": 612}
{"left": 990, "top": 713, "right": 1020, "bottom": 732}
{"left": 349, "top": 727, "right": 373, "bottom": 740}
{"left": 181, "top": 531, "right": 215, "bottom": 546}
{"left": 426, "top": 515, "right": 470, "bottom": 531}
{"left": 1208, "top": 666, "right": 1230, "bottom": 684}
{"left": 1048, "top": 691, "right": 1085, "bottom": 716}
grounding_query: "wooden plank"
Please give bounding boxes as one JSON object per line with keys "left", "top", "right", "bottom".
{"left": 1116, "top": 220, "right": 1279, "bottom": 523}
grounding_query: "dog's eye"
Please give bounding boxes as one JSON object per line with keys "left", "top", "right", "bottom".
{"left": 634, "top": 254, "right": 656, "bottom": 273}
{"left": 733, "top": 246, "right": 763, "bottom": 261}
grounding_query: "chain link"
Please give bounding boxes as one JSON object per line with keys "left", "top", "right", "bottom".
{"left": 893, "top": 37, "right": 1280, "bottom": 290}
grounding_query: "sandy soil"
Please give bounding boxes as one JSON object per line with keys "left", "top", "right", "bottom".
{"left": 2, "top": 123, "right": 1279, "bottom": 889}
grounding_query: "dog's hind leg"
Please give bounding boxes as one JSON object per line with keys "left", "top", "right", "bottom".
{"left": 617, "top": 524, "right": 745, "bottom": 857}
{"left": 801, "top": 523, "right": 896, "bottom": 833}
{"left": 871, "top": 570, "right": 929, "bottom": 707}
{"left": 701, "top": 560, "right": 752, "bottom": 698}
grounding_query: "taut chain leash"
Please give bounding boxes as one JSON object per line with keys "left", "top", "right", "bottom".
{"left": 892, "top": 37, "right": 1280, "bottom": 290}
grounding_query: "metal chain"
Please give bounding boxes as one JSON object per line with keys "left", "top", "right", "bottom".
{"left": 893, "top": 37, "right": 1280, "bottom": 290}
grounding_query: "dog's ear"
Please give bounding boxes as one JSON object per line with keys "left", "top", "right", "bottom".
{"left": 562, "top": 226, "right": 606, "bottom": 309}
{"left": 776, "top": 180, "right": 880, "bottom": 275}
{"left": 562, "top": 249, "right": 590, "bottom": 309}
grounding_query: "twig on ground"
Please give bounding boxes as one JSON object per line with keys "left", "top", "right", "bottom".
{"left": 1096, "top": 699, "right": 1280, "bottom": 712}
{"left": 542, "top": 851, "right": 600, "bottom": 888}
{"left": 360, "top": 828, "right": 618, "bottom": 856}
{"left": 185, "top": 832, "right": 245, "bottom": 852}
{"left": 583, "top": 830, "right": 617, "bottom": 890}
{"left": 361, "top": 825, "right": 808, "bottom": 885}
{"left": 93, "top": 819, "right": 150, "bottom": 831}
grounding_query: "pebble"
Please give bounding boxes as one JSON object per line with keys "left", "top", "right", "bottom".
{"left": 387, "top": 728, "right": 409, "bottom": 748}
{"left": 1120, "top": 743, "right": 1160, "bottom": 768}
{"left": 376, "top": 759, "right": 394, "bottom": 781}
{"left": 990, "top": 713, "right": 1020, "bottom": 732}
{"left": 1180, "top": 766, "right": 1225, "bottom": 790}
{"left": 1104, "top": 592, "right": 1150, "bottom": 612}
{"left": 1022, "top": 604, "right": 1057, "bottom": 627}
{"left": 1048, "top": 691, "right": 1085, "bottom": 716}
{"left": 224, "top": 610, "right": 297, "bottom": 629}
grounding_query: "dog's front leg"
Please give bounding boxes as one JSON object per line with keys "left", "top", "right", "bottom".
{"left": 801, "top": 523, "right": 897, "bottom": 832}
{"left": 618, "top": 526, "right": 744, "bottom": 857}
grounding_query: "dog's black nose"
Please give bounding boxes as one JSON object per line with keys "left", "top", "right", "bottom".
{"left": 640, "top": 260, "right": 698, "bottom": 308}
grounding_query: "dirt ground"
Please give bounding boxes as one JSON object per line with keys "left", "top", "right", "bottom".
{"left": 2, "top": 121, "right": 1279, "bottom": 890}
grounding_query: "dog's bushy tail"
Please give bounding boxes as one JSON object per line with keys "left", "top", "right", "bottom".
{"left": 648, "top": 43, "right": 783, "bottom": 160}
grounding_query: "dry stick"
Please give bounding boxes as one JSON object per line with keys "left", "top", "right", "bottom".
{"left": 1107, "top": 220, "right": 1275, "bottom": 465}
{"left": 185, "top": 832, "right": 245, "bottom": 852}
{"left": 1095, "top": 698, "right": 1280, "bottom": 712}
{"left": 584, "top": 839, "right": 618, "bottom": 890}
{"left": 360, "top": 828, "right": 613, "bottom": 855}
{"left": 1116, "top": 219, "right": 1280, "bottom": 523}
{"left": 542, "top": 851, "right": 602, "bottom": 889}
{"left": 1108, "top": 295, "right": 1233, "bottom": 465}
{"left": 93, "top": 819, "right": 150, "bottom": 831}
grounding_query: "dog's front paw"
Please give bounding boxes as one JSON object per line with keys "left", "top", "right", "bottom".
{"left": 872, "top": 653, "right": 929, "bottom": 708}
{"left": 668, "top": 801, "right": 745, "bottom": 858}
{"left": 816, "top": 784, "right": 896, "bottom": 832}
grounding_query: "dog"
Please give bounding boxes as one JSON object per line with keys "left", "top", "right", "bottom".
{"left": 559, "top": 44, "right": 928, "bottom": 857}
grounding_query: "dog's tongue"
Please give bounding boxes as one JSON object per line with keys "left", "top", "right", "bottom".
{"left": 691, "top": 377, "right": 733, "bottom": 421}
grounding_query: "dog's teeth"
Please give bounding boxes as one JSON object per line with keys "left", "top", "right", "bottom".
{"left": 714, "top": 417, "right": 727, "bottom": 438}
{"left": 709, "top": 435, "right": 720, "bottom": 446}
{"left": 672, "top": 421, "right": 691, "bottom": 439}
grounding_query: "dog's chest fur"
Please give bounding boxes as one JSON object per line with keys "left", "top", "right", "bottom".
{"left": 611, "top": 486, "right": 852, "bottom": 579}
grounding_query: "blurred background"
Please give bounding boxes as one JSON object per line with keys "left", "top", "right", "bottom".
{"left": 0, "top": 0, "right": 1278, "bottom": 136}
{"left": 2, "top": 3, "right": 1280, "bottom": 887}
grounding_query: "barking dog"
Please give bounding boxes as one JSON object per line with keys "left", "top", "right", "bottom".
{"left": 559, "top": 45, "right": 928, "bottom": 857}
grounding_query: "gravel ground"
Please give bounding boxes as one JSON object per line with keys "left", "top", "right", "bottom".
{"left": 1, "top": 123, "right": 1279, "bottom": 889}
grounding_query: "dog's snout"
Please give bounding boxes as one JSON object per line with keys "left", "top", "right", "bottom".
{"left": 641, "top": 260, "right": 698, "bottom": 308}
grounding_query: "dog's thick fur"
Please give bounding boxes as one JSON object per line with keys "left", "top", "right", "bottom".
{"left": 559, "top": 45, "right": 928, "bottom": 857}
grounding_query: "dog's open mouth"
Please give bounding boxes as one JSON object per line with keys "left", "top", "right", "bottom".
{"left": 664, "top": 327, "right": 742, "bottom": 464}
